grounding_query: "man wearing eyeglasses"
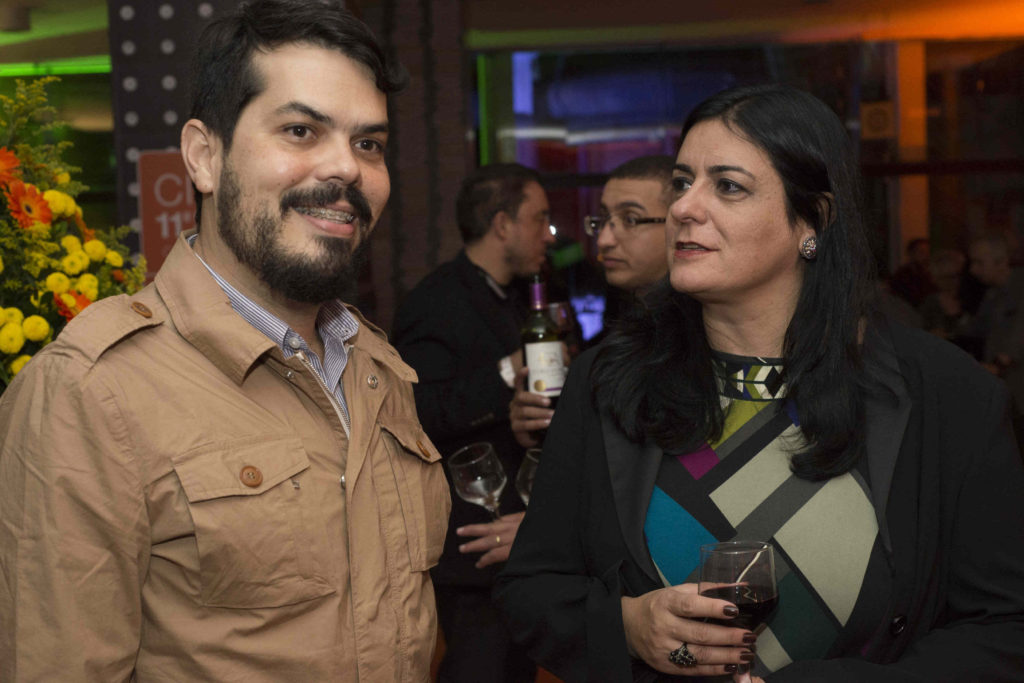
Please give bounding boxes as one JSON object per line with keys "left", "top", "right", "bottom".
{"left": 511, "top": 155, "right": 673, "bottom": 445}
{"left": 587, "top": 155, "right": 673, "bottom": 296}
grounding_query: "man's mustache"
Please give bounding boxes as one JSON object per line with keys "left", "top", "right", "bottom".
{"left": 280, "top": 183, "right": 372, "bottom": 227}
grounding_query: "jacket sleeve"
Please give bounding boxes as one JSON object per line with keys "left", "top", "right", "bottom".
{"left": 768, "top": 381, "right": 1024, "bottom": 683}
{"left": 494, "top": 358, "right": 635, "bottom": 683}
{"left": 392, "top": 296, "right": 514, "bottom": 444}
{"left": 0, "top": 355, "right": 147, "bottom": 681}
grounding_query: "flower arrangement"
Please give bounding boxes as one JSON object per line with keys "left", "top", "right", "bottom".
{"left": 0, "top": 77, "right": 146, "bottom": 391}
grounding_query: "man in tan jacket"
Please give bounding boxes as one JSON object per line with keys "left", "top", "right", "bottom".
{"left": 0, "top": 1, "right": 450, "bottom": 680}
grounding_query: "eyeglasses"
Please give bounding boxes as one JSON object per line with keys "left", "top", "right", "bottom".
{"left": 583, "top": 212, "right": 666, "bottom": 237}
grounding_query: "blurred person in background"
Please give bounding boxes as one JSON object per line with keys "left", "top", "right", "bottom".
{"left": 919, "top": 248, "right": 972, "bottom": 342}
{"left": 888, "top": 237, "right": 936, "bottom": 308}
{"left": 392, "top": 163, "right": 553, "bottom": 683}
{"left": 969, "top": 232, "right": 1024, "bottom": 444}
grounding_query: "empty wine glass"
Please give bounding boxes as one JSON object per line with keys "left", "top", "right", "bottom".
{"left": 698, "top": 541, "right": 778, "bottom": 632}
{"left": 447, "top": 442, "right": 507, "bottom": 519}
{"left": 515, "top": 448, "right": 541, "bottom": 505}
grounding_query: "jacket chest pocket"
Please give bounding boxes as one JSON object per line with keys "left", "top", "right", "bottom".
{"left": 172, "top": 436, "right": 335, "bottom": 608}
{"left": 380, "top": 419, "right": 451, "bottom": 571}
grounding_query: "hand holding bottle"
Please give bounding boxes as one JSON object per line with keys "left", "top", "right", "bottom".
{"left": 510, "top": 366, "right": 555, "bottom": 447}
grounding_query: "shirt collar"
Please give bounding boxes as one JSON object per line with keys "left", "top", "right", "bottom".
{"left": 186, "top": 233, "right": 359, "bottom": 358}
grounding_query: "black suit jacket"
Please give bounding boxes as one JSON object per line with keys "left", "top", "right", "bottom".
{"left": 495, "top": 318, "right": 1024, "bottom": 682}
{"left": 393, "top": 250, "right": 528, "bottom": 586}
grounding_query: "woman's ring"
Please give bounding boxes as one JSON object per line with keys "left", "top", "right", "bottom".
{"left": 668, "top": 642, "right": 698, "bottom": 667}
{"left": 495, "top": 535, "right": 501, "bottom": 545}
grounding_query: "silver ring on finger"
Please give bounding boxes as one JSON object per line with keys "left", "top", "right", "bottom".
{"left": 668, "top": 642, "right": 698, "bottom": 667}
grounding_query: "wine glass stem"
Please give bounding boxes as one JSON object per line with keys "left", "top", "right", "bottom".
{"left": 486, "top": 504, "right": 501, "bottom": 520}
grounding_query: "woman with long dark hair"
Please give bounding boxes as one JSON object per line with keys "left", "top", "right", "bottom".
{"left": 494, "top": 84, "right": 1024, "bottom": 681}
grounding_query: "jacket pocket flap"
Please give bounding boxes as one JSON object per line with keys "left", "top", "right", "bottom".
{"left": 380, "top": 418, "right": 442, "bottom": 463}
{"left": 173, "top": 436, "right": 310, "bottom": 502}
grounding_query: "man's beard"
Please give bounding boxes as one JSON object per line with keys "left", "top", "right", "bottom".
{"left": 216, "top": 164, "right": 373, "bottom": 304}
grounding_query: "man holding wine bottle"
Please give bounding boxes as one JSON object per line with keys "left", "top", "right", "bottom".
{"left": 392, "top": 163, "right": 555, "bottom": 683}
{"left": 510, "top": 155, "right": 674, "bottom": 446}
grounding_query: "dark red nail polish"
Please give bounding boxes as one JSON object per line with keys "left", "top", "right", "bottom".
{"left": 723, "top": 605, "right": 739, "bottom": 617}
{"left": 740, "top": 651, "right": 756, "bottom": 662}
{"left": 725, "top": 664, "right": 738, "bottom": 673}
{"left": 742, "top": 632, "right": 757, "bottom": 644}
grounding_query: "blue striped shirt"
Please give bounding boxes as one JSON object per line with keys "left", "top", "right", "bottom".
{"left": 187, "top": 235, "right": 356, "bottom": 429}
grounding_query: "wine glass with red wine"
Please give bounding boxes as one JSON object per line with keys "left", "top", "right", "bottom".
{"left": 698, "top": 541, "right": 778, "bottom": 632}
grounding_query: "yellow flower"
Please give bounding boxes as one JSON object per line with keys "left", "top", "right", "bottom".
{"left": 0, "top": 322, "right": 25, "bottom": 354}
{"left": 61, "top": 251, "right": 89, "bottom": 276}
{"left": 8, "top": 354, "right": 32, "bottom": 376}
{"left": 0, "top": 253, "right": 4, "bottom": 275}
{"left": 55, "top": 171, "right": 70, "bottom": 185}
{"left": 76, "top": 273, "right": 99, "bottom": 300}
{"left": 3, "top": 307, "right": 24, "bottom": 325}
{"left": 77, "top": 272, "right": 99, "bottom": 289}
{"left": 21, "top": 315, "right": 50, "bottom": 342}
{"left": 61, "top": 234, "right": 82, "bottom": 252}
{"left": 105, "top": 251, "right": 124, "bottom": 267}
{"left": 45, "top": 272, "right": 71, "bottom": 294}
{"left": 59, "top": 292, "right": 77, "bottom": 308}
{"left": 83, "top": 239, "right": 107, "bottom": 262}
{"left": 43, "top": 189, "right": 77, "bottom": 218}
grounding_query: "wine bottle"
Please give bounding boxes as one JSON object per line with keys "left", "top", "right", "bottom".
{"left": 521, "top": 275, "right": 566, "bottom": 414}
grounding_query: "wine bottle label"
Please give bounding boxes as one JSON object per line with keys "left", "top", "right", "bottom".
{"left": 525, "top": 341, "right": 565, "bottom": 397}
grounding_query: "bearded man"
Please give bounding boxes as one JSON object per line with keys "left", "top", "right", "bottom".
{"left": 0, "top": 1, "right": 449, "bottom": 681}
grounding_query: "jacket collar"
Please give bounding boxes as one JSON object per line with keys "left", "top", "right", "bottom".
{"left": 155, "top": 232, "right": 417, "bottom": 386}
{"left": 155, "top": 233, "right": 276, "bottom": 385}
{"left": 602, "top": 419, "right": 663, "bottom": 585}
{"left": 453, "top": 249, "right": 523, "bottom": 352}
{"left": 861, "top": 318, "right": 912, "bottom": 557}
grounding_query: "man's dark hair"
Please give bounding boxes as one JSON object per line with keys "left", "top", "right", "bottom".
{"left": 455, "top": 163, "right": 542, "bottom": 245}
{"left": 189, "top": 0, "right": 405, "bottom": 150}
{"left": 608, "top": 155, "right": 675, "bottom": 203}
{"left": 187, "top": 0, "right": 405, "bottom": 225}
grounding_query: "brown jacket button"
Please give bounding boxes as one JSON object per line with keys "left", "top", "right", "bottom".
{"left": 240, "top": 465, "right": 263, "bottom": 487}
{"left": 367, "top": 374, "right": 379, "bottom": 389}
{"left": 130, "top": 302, "right": 153, "bottom": 318}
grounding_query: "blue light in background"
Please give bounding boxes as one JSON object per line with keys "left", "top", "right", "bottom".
{"left": 512, "top": 51, "right": 538, "bottom": 116}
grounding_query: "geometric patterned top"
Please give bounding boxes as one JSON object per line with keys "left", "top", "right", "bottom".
{"left": 643, "top": 351, "right": 888, "bottom": 676}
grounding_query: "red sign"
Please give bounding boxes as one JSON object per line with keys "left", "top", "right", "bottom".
{"left": 137, "top": 150, "right": 196, "bottom": 277}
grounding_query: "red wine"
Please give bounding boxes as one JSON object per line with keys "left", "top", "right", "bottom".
{"left": 700, "top": 585, "right": 778, "bottom": 630}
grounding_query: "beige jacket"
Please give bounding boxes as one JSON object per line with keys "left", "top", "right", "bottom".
{"left": 0, "top": 235, "right": 451, "bottom": 681}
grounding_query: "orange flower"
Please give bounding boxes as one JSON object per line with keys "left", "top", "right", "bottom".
{"left": 111, "top": 269, "right": 125, "bottom": 283}
{"left": 0, "top": 147, "right": 20, "bottom": 185}
{"left": 53, "top": 290, "right": 92, "bottom": 321}
{"left": 5, "top": 180, "right": 52, "bottom": 229}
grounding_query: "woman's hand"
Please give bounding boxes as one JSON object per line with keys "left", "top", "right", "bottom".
{"left": 620, "top": 584, "right": 757, "bottom": 677}
{"left": 456, "top": 512, "right": 526, "bottom": 568}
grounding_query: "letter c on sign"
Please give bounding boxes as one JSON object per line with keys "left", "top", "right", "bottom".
{"left": 155, "top": 173, "right": 183, "bottom": 207}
